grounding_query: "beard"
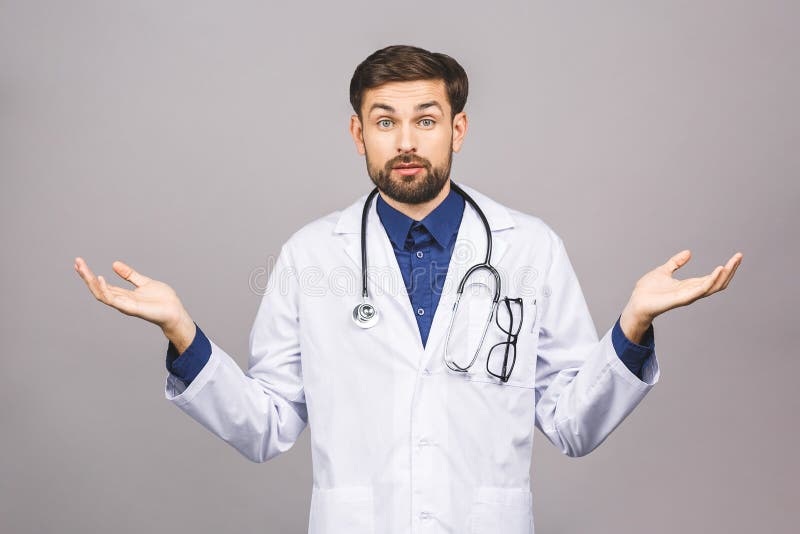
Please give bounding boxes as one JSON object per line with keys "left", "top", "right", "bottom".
{"left": 365, "top": 147, "right": 453, "bottom": 204}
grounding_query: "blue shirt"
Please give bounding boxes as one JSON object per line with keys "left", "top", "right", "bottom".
{"left": 375, "top": 188, "right": 465, "bottom": 347}
{"left": 167, "top": 190, "right": 655, "bottom": 384}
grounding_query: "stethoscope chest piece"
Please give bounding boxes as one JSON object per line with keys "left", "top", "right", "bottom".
{"left": 352, "top": 301, "right": 379, "bottom": 329}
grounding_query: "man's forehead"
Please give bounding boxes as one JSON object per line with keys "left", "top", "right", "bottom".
{"left": 363, "top": 79, "right": 449, "bottom": 114}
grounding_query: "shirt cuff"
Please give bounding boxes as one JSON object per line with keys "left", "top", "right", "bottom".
{"left": 611, "top": 314, "right": 655, "bottom": 381}
{"left": 165, "top": 322, "right": 211, "bottom": 386}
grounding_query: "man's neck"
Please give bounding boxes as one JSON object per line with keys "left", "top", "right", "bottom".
{"left": 377, "top": 180, "right": 452, "bottom": 222}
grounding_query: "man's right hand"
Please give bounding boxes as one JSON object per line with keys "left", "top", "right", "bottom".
{"left": 74, "top": 257, "right": 196, "bottom": 353}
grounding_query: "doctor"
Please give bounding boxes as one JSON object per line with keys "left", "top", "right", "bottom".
{"left": 75, "top": 45, "right": 742, "bottom": 534}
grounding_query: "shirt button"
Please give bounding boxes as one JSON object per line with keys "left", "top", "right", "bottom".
{"left": 416, "top": 250, "right": 424, "bottom": 258}
{"left": 417, "top": 308, "right": 425, "bottom": 316}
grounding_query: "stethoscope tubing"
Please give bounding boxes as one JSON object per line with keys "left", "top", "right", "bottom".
{"left": 360, "top": 187, "right": 381, "bottom": 302}
{"left": 359, "top": 181, "right": 499, "bottom": 301}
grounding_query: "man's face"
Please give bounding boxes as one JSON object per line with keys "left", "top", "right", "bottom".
{"left": 349, "top": 79, "right": 468, "bottom": 204}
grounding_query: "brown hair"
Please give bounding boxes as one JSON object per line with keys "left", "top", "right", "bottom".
{"left": 349, "top": 44, "right": 469, "bottom": 121}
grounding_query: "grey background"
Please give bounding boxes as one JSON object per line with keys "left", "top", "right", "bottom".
{"left": 1, "top": 1, "right": 797, "bottom": 532}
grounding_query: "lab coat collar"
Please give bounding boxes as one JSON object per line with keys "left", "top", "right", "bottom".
{"left": 333, "top": 181, "right": 515, "bottom": 235}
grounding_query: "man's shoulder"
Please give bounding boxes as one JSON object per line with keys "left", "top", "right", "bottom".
{"left": 460, "top": 183, "right": 560, "bottom": 244}
{"left": 281, "top": 192, "right": 366, "bottom": 251}
{"left": 284, "top": 209, "right": 343, "bottom": 248}
{"left": 506, "top": 206, "right": 561, "bottom": 245}
{"left": 507, "top": 206, "right": 555, "bottom": 233}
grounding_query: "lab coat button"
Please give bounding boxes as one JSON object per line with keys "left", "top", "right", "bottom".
{"left": 419, "top": 511, "right": 433, "bottom": 520}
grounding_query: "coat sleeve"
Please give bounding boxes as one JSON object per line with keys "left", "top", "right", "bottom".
{"left": 533, "top": 232, "right": 660, "bottom": 457}
{"left": 163, "top": 244, "right": 308, "bottom": 463}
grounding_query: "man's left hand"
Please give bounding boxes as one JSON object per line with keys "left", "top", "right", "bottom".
{"left": 619, "top": 249, "right": 743, "bottom": 343}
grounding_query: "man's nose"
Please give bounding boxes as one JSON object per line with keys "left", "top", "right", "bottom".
{"left": 397, "top": 124, "right": 417, "bottom": 154}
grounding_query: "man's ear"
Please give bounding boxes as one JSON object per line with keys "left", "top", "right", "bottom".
{"left": 350, "top": 114, "right": 366, "bottom": 155}
{"left": 451, "top": 111, "right": 468, "bottom": 153}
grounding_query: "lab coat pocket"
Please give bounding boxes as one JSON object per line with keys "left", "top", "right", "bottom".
{"left": 308, "top": 486, "right": 374, "bottom": 534}
{"left": 468, "top": 486, "right": 534, "bottom": 534}
{"left": 464, "top": 285, "right": 537, "bottom": 389}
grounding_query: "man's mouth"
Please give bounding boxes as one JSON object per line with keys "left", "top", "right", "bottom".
{"left": 393, "top": 164, "right": 424, "bottom": 176}
{"left": 392, "top": 161, "right": 425, "bottom": 176}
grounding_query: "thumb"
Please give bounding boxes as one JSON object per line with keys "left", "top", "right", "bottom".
{"left": 662, "top": 249, "right": 691, "bottom": 275}
{"left": 112, "top": 260, "right": 152, "bottom": 288}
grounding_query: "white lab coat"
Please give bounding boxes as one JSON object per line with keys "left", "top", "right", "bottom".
{"left": 164, "top": 183, "right": 660, "bottom": 534}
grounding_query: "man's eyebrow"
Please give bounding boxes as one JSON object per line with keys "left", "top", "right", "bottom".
{"left": 415, "top": 101, "right": 443, "bottom": 113}
{"left": 368, "top": 103, "right": 395, "bottom": 115}
{"left": 368, "top": 101, "right": 444, "bottom": 115}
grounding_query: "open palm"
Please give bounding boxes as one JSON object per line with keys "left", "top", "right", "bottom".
{"left": 630, "top": 249, "right": 743, "bottom": 321}
{"left": 74, "top": 257, "right": 184, "bottom": 329}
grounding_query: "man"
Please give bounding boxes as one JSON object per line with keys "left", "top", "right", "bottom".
{"left": 75, "top": 45, "right": 742, "bottom": 534}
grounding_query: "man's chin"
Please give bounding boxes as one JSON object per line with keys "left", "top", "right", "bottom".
{"left": 392, "top": 172, "right": 425, "bottom": 184}
{"left": 389, "top": 174, "right": 428, "bottom": 192}
{"left": 379, "top": 172, "right": 426, "bottom": 192}
{"left": 383, "top": 177, "right": 448, "bottom": 204}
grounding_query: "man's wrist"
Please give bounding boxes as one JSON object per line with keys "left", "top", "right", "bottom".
{"left": 162, "top": 312, "right": 196, "bottom": 356}
{"left": 619, "top": 303, "right": 652, "bottom": 345}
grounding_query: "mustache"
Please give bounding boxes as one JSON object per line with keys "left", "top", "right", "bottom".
{"left": 388, "top": 156, "right": 431, "bottom": 168}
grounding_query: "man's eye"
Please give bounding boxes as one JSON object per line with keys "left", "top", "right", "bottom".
{"left": 378, "top": 119, "right": 393, "bottom": 128}
{"left": 419, "top": 118, "right": 435, "bottom": 127}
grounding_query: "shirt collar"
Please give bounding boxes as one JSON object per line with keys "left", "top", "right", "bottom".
{"left": 375, "top": 186, "right": 465, "bottom": 249}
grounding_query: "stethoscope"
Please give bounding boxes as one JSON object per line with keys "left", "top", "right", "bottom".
{"left": 352, "top": 181, "right": 502, "bottom": 373}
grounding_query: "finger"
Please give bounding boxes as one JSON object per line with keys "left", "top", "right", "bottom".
{"left": 98, "top": 274, "right": 139, "bottom": 313}
{"left": 701, "top": 265, "right": 725, "bottom": 296}
{"left": 677, "top": 266, "right": 722, "bottom": 302}
{"left": 75, "top": 257, "right": 105, "bottom": 302}
{"left": 708, "top": 268, "right": 729, "bottom": 295}
{"left": 720, "top": 252, "right": 743, "bottom": 291}
{"left": 97, "top": 275, "right": 113, "bottom": 303}
{"left": 706, "top": 254, "right": 737, "bottom": 294}
{"left": 708, "top": 252, "right": 743, "bottom": 294}
{"left": 112, "top": 260, "right": 152, "bottom": 288}
{"left": 98, "top": 275, "right": 129, "bottom": 296}
{"left": 662, "top": 249, "right": 692, "bottom": 275}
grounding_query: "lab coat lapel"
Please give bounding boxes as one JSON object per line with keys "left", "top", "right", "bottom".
{"left": 340, "top": 194, "right": 423, "bottom": 348}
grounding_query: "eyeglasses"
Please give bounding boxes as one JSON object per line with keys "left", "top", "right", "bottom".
{"left": 486, "top": 297, "right": 523, "bottom": 382}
